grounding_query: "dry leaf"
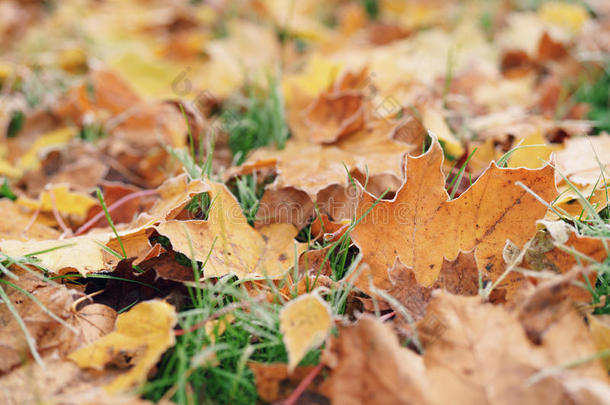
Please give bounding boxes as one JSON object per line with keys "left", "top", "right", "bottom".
{"left": 351, "top": 137, "right": 556, "bottom": 298}
{"left": 0, "top": 235, "right": 111, "bottom": 276}
{"left": 0, "top": 269, "right": 116, "bottom": 374}
{"left": 0, "top": 199, "right": 60, "bottom": 241}
{"left": 555, "top": 133, "right": 610, "bottom": 186}
{"left": 322, "top": 316, "right": 431, "bottom": 405}
{"left": 387, "top": 251, "right": 486, "bottom": 322}
{"left": 68, "top": 300, "right": 177, "bottom": 393}
{"left": 305, "top": 92, "right": 365, "bottom": 144}
{"left": 0, "top": 359, "right": 165, "bottom": 405}
{"left": 280, "top": 292, "right": 332, "bottom": 371}
{"left": 156, "top": 181, "right": 306, "bottom": 279}
{"left": 421, "top": 291, "right": 608, "bottom": 405}
{"left": 248, "top": 362, "right": 326, "bottom": 403}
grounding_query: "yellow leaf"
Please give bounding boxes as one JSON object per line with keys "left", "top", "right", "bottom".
{"left": 0, "top": 235, "right": 110, "bottom": 276}
{"left": 279, "top": 292, "right": 332, "bottom": 371}
{"left": 422, "top": 108, "right": 464, "bottom": 158}
{"left": 283, "top": 54, "right": 344, "bottom": 104}
{"left": 68, "top": 300, "right": 177, "bottom": 393}
{"left": 17, "top": 185, "right": 98, "bottom": 218}
{"left": 205, "top": 314, "right": 236, "bottom": 344}
{"left": 109, "top": 52, "right": 184, "bottom": 99}
{"left": 155, "top": 181, "right": 306, "bottom": 279}
{"left": 508, "top": 130, "right": 559, "bottom": 169}
{"left": 17, "top": 127, "right": 77, "bottom": 173}
{"left": 539, "top": 2, "right": 589, "bottom": 33}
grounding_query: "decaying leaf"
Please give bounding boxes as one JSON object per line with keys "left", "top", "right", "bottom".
{"left": 555, "top": 133, "right": 610, "bottom": 186}
{"left": 0, "top": 199, "right": 60, "bottom": 241}
{"left": 420, "top": 291, "right": 608, "bottom": 405}
{"left": 280, "top": 291, "right": 332, "bottom": 371}
{"left": 68, "top": 300, "right": 177, "bottom": 393}
{"left": 0, "top": 269, "right": 116, "bottom": 374}
{"left": 0, "top": 235, "right": 111, "bottom": 276}
{"left": 351, "top": 137, "right": 556, "bottom": 297}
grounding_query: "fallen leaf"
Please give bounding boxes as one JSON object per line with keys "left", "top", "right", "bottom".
{"left": 351, "top": 136, "right": 556, "bottom": 297}
{"left": 280, "top": 291, "right": 332, "bottom": 371}
{"left": 248, "top": 362, "right": 327, "bottom": 404}
{"left": 0, "top": 269, "right": 116, "bottom": 374}
{"left": 0, "top": 359, "right": 166, "bottom": 405}
{"left": 421, "top": 291, "right": 608, "bottom": 405}
{"left": 555, "top": 133, "right": 610, "bottom": 187}
{"left": 305, "top": 91, "right": 365, "bottom": 144}
{"left": 0, "top": 235, "right": 111, "bottom": 276}
{"left": 156, "top": 181, "right": 306, "bottom": 279}
{"left": 131, "top": 174, "right": 208, "bottom": 228}
{"left": 386, "top": 251, "right": 488, "bottom": 322}
{"left": 17, "top": 184, "right": 98, "bottom": 220}
{"left": 322, "top": 316, "right": 431, "bottom": 405}
{"left": 68, "top": 299, "right": 177, "bottom": 393}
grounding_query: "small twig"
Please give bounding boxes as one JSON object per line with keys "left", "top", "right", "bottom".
{"left": 70, "top": 289, "right": 104, "bottom": 313}
{"left": 74, "top": 189, "right": 158, "bottom": 235}
{"left": 49, "top": 188, "right": 72, "bottom": 238}
{"left": 22, "top": 205, "right": 41, "bottom": 234}
{"left": 283, "top": 363, "right": 323, "bottom": 405}
{"left": 379, "top": 311, "right": 396, "bottom": 321}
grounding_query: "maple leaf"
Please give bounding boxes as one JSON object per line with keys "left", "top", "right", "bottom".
{"left": 235, "top": 118, "right": 417, "bottom": 228}
{"left": 156, "top": 181, "right": 306, "bottom": 279}
{"left": 68, "top": 300, "right": 177, "bottom": 393}
{"left": 350, "top": 137, "right": 557, "bottom": 297}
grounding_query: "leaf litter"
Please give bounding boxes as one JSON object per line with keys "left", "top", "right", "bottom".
{"left": 0, "top": 1, "right": 609, "bottom": 404}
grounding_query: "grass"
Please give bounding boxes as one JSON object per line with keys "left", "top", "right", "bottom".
{"left": 140, "top": 160, "right": 390, "bottom": 404}
{"left": 0, "top": 178, "right": 16, "bottom": 200}
{"left": 79, "top": 122, "right": 107, "bottom": 143}
{"left": 6, "top": 110, "right": 24, "bottom": 138}
{"left": 574, "top": 61, "right": 610, "bottom": 134}
{"left": 223, "top": 76, "right": 290, "bottom": 165}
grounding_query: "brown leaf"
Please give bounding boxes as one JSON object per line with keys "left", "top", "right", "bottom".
{"left": 305, "top": 92, "right": 365, "bottom": 144}
{"left": 322, "top": 316, "right": 431, "bottom": 405}
{"left": 351, "top": 137, "right": 556, "bottom": 298}
{"left": 0, "top": 200, "right": 59, "bottom": 241}
{"left": 387, "top": 251, "right": 484, "bottom": 322}
{"left": 237, "top": 119, "right": 416, "bottom": 229}
{"left": 0, "top": 269, "right": 116, "bottom": 375}
{"left": 0, "top": 359, "right": 165, "bottom": 405}
{"left": 248, "top": 362, "right": 327, "bottom": 404}
{"left": 421, "top": 291, "right": 608, "bottom": 405}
